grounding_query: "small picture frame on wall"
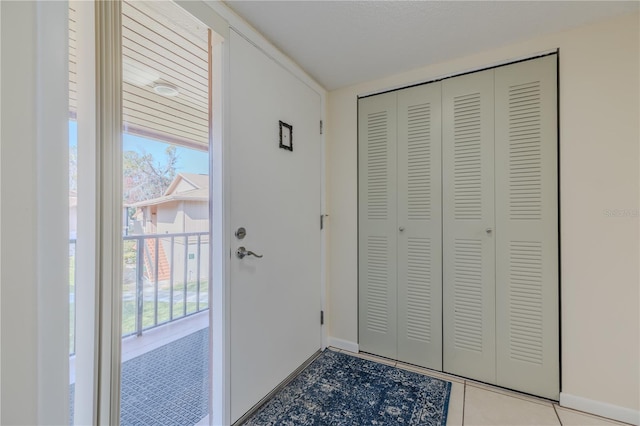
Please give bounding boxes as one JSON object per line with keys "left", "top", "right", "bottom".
{"left": 279, "top": 120, "right": 293, "bottom": 152}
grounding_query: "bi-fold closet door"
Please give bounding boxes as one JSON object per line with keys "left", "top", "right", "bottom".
{"left": 358, "top": 84, "right": 443, "bottom": 371}
{"left": 442, "top": 68, "right": 497, "bottom": 384}
{"left": 443, "top": 57, "right": 558, "bottom": 399}
{"left": 359, "top": 55, "right": 558, "bottom": 400}
{"left": 494, "top": 58, "right": 558, "bottom": 398}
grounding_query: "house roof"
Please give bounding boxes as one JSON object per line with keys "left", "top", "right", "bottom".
{"left": 128, "top": 173, "right": 209, "bottom": 208}
{"left": 163, "top": 172, "right": 209, "bottom": 196}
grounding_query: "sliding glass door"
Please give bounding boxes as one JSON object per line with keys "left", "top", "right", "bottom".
{"left": 119, "top": 1, "right": 212, "bottom": 424}
{"left": 70, "top": 1, "right": 225, "bottom": 424}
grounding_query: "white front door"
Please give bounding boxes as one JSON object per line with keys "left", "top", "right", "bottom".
{"left": 228, "top": 30, "right": 322, "bottom": 423}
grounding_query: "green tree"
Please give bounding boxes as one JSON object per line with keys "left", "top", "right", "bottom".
{"left": 124, "top": 146, "right": 179, "bottom": 203}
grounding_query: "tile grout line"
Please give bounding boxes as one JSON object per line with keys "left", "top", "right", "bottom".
{"left": 554, "top": 405, "right": 632, "bottom": 426}
{"left": 464, "top": 381, "right": 553, "bottom": 407}
{"left": 461, "top": 381, "right": 466, "bottom": 426}
{"left": 553, "top": 403, "right": 563, "bottom": 425}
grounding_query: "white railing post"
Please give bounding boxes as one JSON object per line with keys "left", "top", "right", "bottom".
{"left": 135, "top": 238, "right": 144, "bottom": 337}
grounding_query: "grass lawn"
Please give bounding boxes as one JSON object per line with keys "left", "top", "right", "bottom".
{"left": 121, "top": 280, "right": 209, "bottom": 336}
{"left": 69, "top": 255, "right": 76, "bottom": 354}
{"left": 69, "top": 241, "right": 210, "bottom": 354}
{"left": 69, "top": 268, "right": 209, "bottom": 352}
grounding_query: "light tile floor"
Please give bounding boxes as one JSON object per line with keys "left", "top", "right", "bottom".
{"left": 71, "top": 335, "right": 630, "bottom": 426}
{"left": 330, "top": 347, "right": 631, "bottom": 426}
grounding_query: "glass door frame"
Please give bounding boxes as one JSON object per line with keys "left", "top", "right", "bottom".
{"left": 73, "top": 1, "right": 230, "bottom": 424}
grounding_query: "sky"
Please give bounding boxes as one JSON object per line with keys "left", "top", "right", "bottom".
{"left": 69, "top": 121, "right": 209, "bottom": 175}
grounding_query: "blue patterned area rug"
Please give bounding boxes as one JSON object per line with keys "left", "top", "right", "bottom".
{"left": 243, "top": 350, "right": 451, "bottom": 426}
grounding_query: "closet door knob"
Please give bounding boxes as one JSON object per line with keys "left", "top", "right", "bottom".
{"left": 399, "top": 226, "right": 405, "bottom": 232}
{"left": 486, "top": 228, "right": 493, "bottom": 234}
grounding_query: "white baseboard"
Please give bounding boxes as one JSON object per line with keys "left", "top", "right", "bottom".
{"left": 560, "top": 392, "right": 639, "bottom": 425}
{"left": 327, "top": 337, "right": 359, "bottom": 354}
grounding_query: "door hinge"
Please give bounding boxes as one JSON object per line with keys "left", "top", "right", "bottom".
{"left": 320, "top": 214, "right": 328, "bottom": 230}
{"left": 320, "top": 310, "right": 324, "bottom": 325}
{"left": 320, "top": 120, "right": 323, "bottom": 135}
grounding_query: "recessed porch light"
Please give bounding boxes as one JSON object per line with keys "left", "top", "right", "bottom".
{"left": 153, "top": 83, "right": 179, "bottom": 97}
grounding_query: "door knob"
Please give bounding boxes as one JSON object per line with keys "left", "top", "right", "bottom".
{"left": 486, "top": 228, "right": 493, "bottom": 234}
{"left": 399, "top": 226, "right": 405, "bottom": 232}
{"left": 236, "top": 246, "right": 263, "bottom": 259}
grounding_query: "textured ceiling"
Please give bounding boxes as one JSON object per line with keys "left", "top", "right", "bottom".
{"left": 224, "top": 1, "right": 639, "bottom": 90}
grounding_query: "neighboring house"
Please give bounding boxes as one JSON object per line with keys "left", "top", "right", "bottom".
{"left": 128, "top": 173, "right": 209, "bottom": 235}
{"left": 127, "top": 173, "right": 209, "bottom": 283}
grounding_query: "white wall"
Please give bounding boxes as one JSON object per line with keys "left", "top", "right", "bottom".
{"left": 0, "top": 5, "right": 38, "bottom": 422}
{"left": 327, "top": 11, "right": 639, "bottom": 422}
{"left": 0, "top": 1, "right": 69, "bottom": 424}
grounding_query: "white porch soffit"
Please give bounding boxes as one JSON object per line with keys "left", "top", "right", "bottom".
{"left": 69, "top": 1, "right": 210, "bottom": 151}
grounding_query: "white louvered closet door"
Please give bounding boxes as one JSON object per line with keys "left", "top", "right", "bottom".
{"left": 442, "top": 69, "right": 497, "bottom": 383}
{"left": 396, "top": 84, "right": 443, "bottom": 369}
{"left": 494, "top": 56, "right": 558, "bottom": 399}
{"left": 358, "top": 92, "right": 398, "bottom": 359}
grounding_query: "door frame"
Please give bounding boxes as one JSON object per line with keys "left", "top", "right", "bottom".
{"left": 175, "top": 2, "right": 231, "bottom": 424}
{"left": 191, "top": 3, "right": 329, "bottom": 424}
{"left": 74, "top": 2, "right": 230, "bottom": 424}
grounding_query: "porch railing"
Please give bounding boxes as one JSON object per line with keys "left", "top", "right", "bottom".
{"left": 69, "top": 231, "right": 210, "bottom": 355}
{"left": 122, "top": 232, "right": 210, "bottom": 338}
{"left": 69, "top": 239, "right": 77, "bottom": 356}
